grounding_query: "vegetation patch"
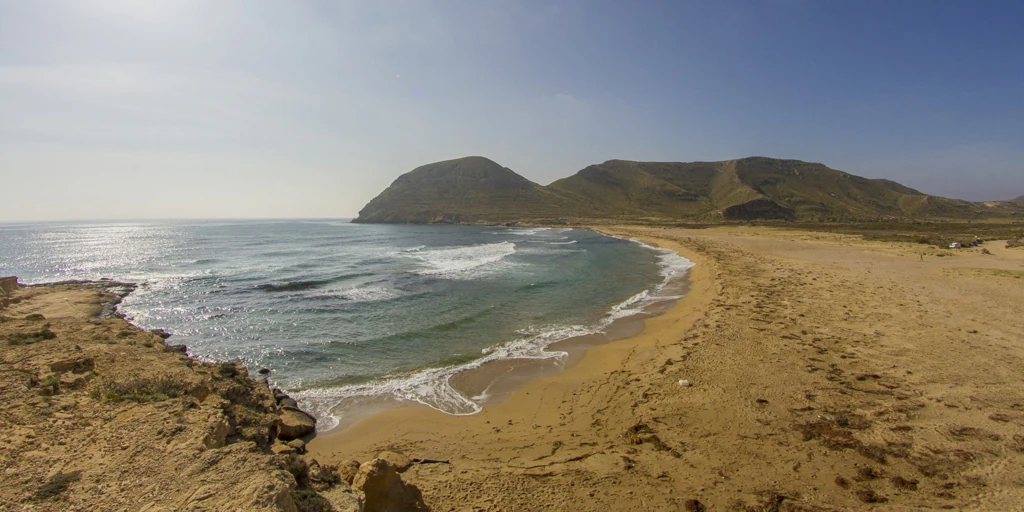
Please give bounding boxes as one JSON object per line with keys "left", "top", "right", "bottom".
{"left": 7, "top": 323, "right": 56, "bottom": 345}
{"left": 33, "top": 470, "right": 81, "bottom": 501}
{"left": 292, "top": 489, "right": 334, "bottom": 512}
{"left": 90, "top": 375, "right": 192, "bottom": 402}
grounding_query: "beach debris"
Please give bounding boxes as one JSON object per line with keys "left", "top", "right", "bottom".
{"left": 411, "top": 458, "right": 451, "bottom": 465}
{"left": 678, "top": 379, "right": 691, "bottom": 387}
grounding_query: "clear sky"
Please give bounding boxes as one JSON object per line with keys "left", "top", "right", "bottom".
{"left": 1, "top": 0, "right": 1022, "bottom": 221}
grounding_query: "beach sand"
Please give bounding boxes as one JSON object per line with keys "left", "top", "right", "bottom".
{"left": 308, "top": 225, "right": 1024, "bottom": 510}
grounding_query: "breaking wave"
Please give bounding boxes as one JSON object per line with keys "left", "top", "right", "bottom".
{"left": 405, "top": 241, "right": 517, "bottom": 278}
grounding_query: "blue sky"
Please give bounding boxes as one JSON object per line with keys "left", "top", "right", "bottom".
{"left": 1, "top": 0, "right": 1022, "bottom": 220}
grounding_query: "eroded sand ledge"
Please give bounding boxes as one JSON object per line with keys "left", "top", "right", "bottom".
{"left": 309, "top": 225, "right": 1024, "bottom": 510}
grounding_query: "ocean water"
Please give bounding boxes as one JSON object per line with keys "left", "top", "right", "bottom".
{"left": 0, "top": 220, "right": 692, "bottom": 428}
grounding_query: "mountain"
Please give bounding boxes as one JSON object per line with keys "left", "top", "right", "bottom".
{"left": 1015, "top": 195, "right": 1024, "bottom": 201}
{"left": 354, "top": 156, "right": 576, "bottom": 223}
{"left": 354, "top": 156, "right": 1015, "bottom": 223}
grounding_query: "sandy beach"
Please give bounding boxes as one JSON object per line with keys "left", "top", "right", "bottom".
{"left": 308, "top": 225, "right": 1024, "bottom": 510}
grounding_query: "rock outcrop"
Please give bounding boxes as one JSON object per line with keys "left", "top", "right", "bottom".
{"left": 0, "top": 276, "right": 19, "bottom": 295}
{"left": 354, "top": 458, "right": 429, "bottom": 512}
{"left": 278, "top": 407, "right": 317, "bottom": 440}
{"left": 0, "top": 280, "right": 410, "bottom": 511}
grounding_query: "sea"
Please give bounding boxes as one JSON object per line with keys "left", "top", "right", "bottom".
{"left": 0, "top": 220, "right": 693, "bottom": 430}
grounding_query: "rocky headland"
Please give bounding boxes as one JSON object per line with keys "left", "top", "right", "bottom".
{"left": 0, "top": 278, "right": 424, "bottom": 511}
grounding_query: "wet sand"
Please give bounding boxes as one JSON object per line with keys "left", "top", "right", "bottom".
{"left": 308, "top": 225, "right": 1024, "bottom": 510}
{"left": 318, "top": 272, "right": 686, "bottom": 432}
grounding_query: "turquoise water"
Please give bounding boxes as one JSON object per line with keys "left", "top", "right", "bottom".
{"left": 0, "top": 220, "right": 692, "bottom": 427}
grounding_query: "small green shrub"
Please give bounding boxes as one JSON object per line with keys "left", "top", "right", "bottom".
{"left": 7, "top": 323, "right": 56, "bottom": 345}
{"left": 292, "top": 489, "right": 332, "bottom": 512}
{"left": 24, "top": 314, "right": 46, "bottom": 321}
{"left": 40, "top": 373, "right": 61, "bottom": 388}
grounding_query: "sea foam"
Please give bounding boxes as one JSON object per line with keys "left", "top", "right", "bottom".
{"left": 295, "top": 233, "right": 696, "bottom": 429}
{"left": 406, "top": 241, "right": 517, "bottom": 278}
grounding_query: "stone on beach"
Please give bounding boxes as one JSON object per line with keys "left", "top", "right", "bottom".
{"left": 376, "top": 450, "right": 413, "bottom": 472}
{"left": 278, "top": 408, "right": 317, "bottom": 440}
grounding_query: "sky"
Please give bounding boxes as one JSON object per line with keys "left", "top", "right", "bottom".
{"left": 1, "top": 0, "right": 1022, "bottom": 221}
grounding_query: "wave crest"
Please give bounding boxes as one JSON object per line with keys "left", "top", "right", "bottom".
{"left": 406, "top": 241, "right": 516, "bottom": 278}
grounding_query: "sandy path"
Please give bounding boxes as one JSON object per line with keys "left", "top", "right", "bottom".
{"left": 308, "top": 226, "right": 1024, "bottom": 510}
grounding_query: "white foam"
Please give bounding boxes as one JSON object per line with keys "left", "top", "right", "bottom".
{"left": 341, "top": 285, "right": 403, "bottom": 303}
{"left": 295, "top": 231, "right": 696, "bottom": 430}
{"left": 614, "top": 236, "right": 696, "bottom": 287}
{"left": 292, "top": 323, "right": 586, "bottom": 427}
{"left": 406, "top": 241, "right": 517, "bottom": 278}
{"left": 505, "top": 227, "right": 552, "bottom": 236}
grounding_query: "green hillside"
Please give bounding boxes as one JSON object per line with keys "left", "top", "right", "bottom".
{"left": 354, "top": 156, "right": 578, "bottom": 223}
{"left": 354, "top": 156, "right": 1020, "bottom": 223}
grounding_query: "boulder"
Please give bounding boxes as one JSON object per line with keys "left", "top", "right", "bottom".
{"left": 151, "top": 328, "right": 173, "bottom": 339}
{"left": 337, "top": 460, "right": 362, "bottom": 485}
{"left": 354, "top": 458, "right": 428, "bottom": 512}
{"left": 287, "top": 439, "right": 306, "bottom": 453}
{"left": 0, "top": 276, "right": 19, "bottom": 295}
{"left": 377, "top": 450, "right": 413, "bottom": 472}
{"left": 202, "top": 414, "right": 233, "bottom": 449}
{"left": 271, "top": 442, "right": 296, "bottom": 456}
{"left": 278, "top": 409, "right": 316, "bottom": 440}
{"left": 319, "top": 484, "right": 363, "bottom": 512}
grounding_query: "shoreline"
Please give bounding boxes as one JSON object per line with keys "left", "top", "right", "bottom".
{"left": 307, "top": 224, "right": 1024, "bottom": 510}
{"left": 307, "top": 228, "right": 712, "bottom": 450}
{"left": 307, "top": 228, "right": 698, "bottom": 435}
{"left": 299, "top": 227, "right": 695, "bottom": 433}
{"left": 7, "top": 225, "right": 1023, "bottom": 509}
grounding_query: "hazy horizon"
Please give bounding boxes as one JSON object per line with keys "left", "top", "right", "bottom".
{"left": 2, "top": 1, "right": 1023, "bottom": 222}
